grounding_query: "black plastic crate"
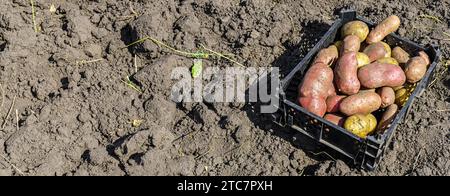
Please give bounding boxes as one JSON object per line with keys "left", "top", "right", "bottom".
{"left": 272, "top": 10, "right": 441, "bottom": 171}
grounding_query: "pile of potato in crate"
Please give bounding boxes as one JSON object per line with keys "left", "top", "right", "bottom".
{"left": 298, "top": 15, "right": 430, "bottom": 138}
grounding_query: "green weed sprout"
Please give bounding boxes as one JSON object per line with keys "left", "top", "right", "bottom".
{"left": 124, "top": 36, "right": 244, "bottom": 67}
{"left": 122, "top": 76, "right": 143, "bottom": 93}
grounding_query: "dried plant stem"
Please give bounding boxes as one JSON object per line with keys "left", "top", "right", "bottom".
{"left": 30, "top": 0, "right": 38, "bottom": 32}
{"left": 15, "top": 109, "right": 19, "bottom": 132}
{"left": 2, "top": 95, "right": 16, "bottom": 129}
{"left": 0, "top": 154, "right": 24, "bottom": 176}
{"left": 419, "top": 14, "right": 443, "bottom": 23}
{"left": 76, "top": 58, "right": 103, "bottom": 66}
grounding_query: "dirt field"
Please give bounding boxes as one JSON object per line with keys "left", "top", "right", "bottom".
{"left": 0, "top": 0, "right": 448, "bottom": 176}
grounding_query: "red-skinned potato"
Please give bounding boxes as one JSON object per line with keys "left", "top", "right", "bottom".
{"left": 358, "top": 62, "right": 406, "bottom": 89}
{"left": 327, "top": 82, "right": 337, "bottom": 97}
{"left": 363, "top": 42, "right": 389, "bottom": 62}
{"left": 340, "top": 91, "right": 382, "bottom": 116}
{"left": 377, "top": 87, "right": 395, "bottom": 108}
{"left": 326, "top": 95, "right": 346, "bottom": 113}
{"left": 299, "top": 97, "right": 327, "bottom": 117}
{"left": 313, "top": 45, "right": 339, "bottom": 66}
{"left": 324, "top": 114, "right": 346, "bottom": 127}
{"left": 366, "top": 15, "right": 401, "bottom": 44}
{"left": 299, "top": 63, "right": 334, "bottom": 98}
{"left": 298, "top": 63, "right": 334, "bottom": 117}
{"left": 334, "top": 52, "right": 360, "bottom": 95}
{"left": 341, "top": 35, "right": 361, "bottom": 54}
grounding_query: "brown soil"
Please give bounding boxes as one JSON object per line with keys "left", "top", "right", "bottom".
{"left": 0, "top": 0, "right": 448, "bottom": 176}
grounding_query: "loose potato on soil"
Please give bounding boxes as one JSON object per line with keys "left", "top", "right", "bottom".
{"left": 344, "top": 114, "right": 370, "bottom": 138}
{"left": 363, "top": 42, "right": 389, "bottom": 62}
{"left": 392, "top": 46, "right": 410, "bottom": 64}
{"left": 339, "top": 91, "right": 382, "bottom": 116}
{"left": 377, "top": 104, "right": 399, "bottom": 132}
{"left": 334, "top": 52, "right": 360, "bottom": 95}
{"left": 377, "top": 57, "right": 399, "bottom": 66}
{"left": 326, "top": 95, "right": 346, "bottom": 113}
{"left": 324, "top": 114, "right": 346, "bottom": 127}
{"left": 356, "top": 52, "right": 370, "bottom": 67}
{"left": 313, "top": 45, "right": 339, "bottom": 66}
{"left": 298, "top": 97, "right": 327, "bottom": 117}
{"left": 341, "top": 35, "right": 361, "bottom": 54}
{"left": 377, "top": 87, "right": 395, "bottom": 108}
{"left": 404, "top": 56, "right": 428, "bottom": 83}
{"left": 366, "top": 15, "right": 401, "bottom": 44}
{"left": 358, "top": 62, "right": 406, "bottom": 89}
{"left": 341, "top": 20, "right": 370, "bottom": 42}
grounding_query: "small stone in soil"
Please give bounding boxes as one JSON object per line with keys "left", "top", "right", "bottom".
{"left": 84, "top": 44, "right": 102, "bottom": 58}
{"left": 233, "top": 125, "right": 251, "bottom": 143}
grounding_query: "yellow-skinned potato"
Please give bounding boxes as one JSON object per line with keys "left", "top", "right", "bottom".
{"left": 380, "top": 42, "right": 392, "bottom": 57}
{"left": 395, "top": 88, "right": 408, "bottom": 106}
{"left": 366, "top": 114, "right": 377, "bottom": 134}
{"left": 405, "top": 56, "right": 428, "bottom": 83}
{"left": 341, "top": 21, "right": 370, "bottom": 42}
{"left": 394, "top": 83, "right": 416, "bottom": 107}
{"left": 344, "top": 114, "right": 370, "bottom": 138}
{"left": 377, "top": 57, "right": 399, "bottom": 66}
{"left": 418, "top": 51, "right": 430, "bottom": 66}
{"left": 393, "top": 86, "right": 404, "bottom": 91}
{"left": 392, "top": 46, "right": 410, "bottom": 64}
{"left": 366, "top": 15, "right": 401, "bottom": 44}
{"left": 356, "top": 52, "right": 370, "bottom": 67}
